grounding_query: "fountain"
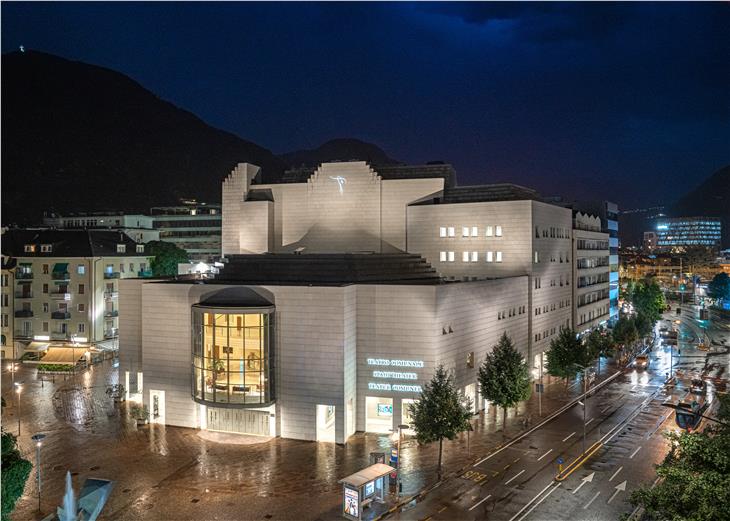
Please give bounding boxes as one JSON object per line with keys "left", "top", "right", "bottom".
{"left": 42, "top": 470, "right": 114, "bottom": 521}
{"left": 59, "top": 471, "right": 77, "bottom": 521}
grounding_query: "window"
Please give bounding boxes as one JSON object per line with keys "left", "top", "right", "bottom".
{"left": 24, "top": 244, "right": 36, "bottom": 253}
{"left": 486, "top": 226, "right": 493, "bottom": 237}
{"left": 462, "top": 227, "right": 470, "bottom": 238}
{"left": 1, "top": 275, "right": 6, "bottom": 287}
{"left": 471, "top": 226, "right": 478, "bottom": 237}
{"left": 440, "top": 251, "right": 447, "bottom": 262}
{"left": 447, "top": 227, "right": 455, "bottom": 237}
{"left": 130, "top": 263, "right": 135, "bottom": 272}
{"left": 78, "top": 323, "right": 86, "bottom": 333}
{"left": 42, "top": 322, "right": 49, "bottom": 332}
{"left": 471, "top": 251, "right": 478, "bottom": 262}
{"left": 40, "top": 244, "right": 52, "bottom": 252}
{"left": 43, "top": 264, "right": 49, "bottom": 274}
{"left": 534, "top": 251, "right": 539, "bottom": 263}
{"left": 439, "top": 227, "right": 447, "bottom": 238}
{"left": 120, "top": 264, "right": 125, "bottom": 273}
{"left": 116, "top": 244, "right": 126, "bottom": 253}
{"left": 1, "top": 294, "right": 7, "bottom": 307}
{"left": 535, "top": 227, "right": 540, "bottom": 238}
{"left": 496, "top": 251, "right": 503, "bottom": 262}
{"left": 43, "top": 284, "right": 49, "bottom": 294}
{"left": 448, "top": 251, "right": 455, "bottom": 262}
{"left": 495, "top": 226, "right": 503, "bottom": 237}
{"left": 462, "top": 251, "right": 469, "bottom": 262}
{"left": 486, "top": 251, "right": 493, "bottom": 262}
{"left": 43, "top": 303, "right": 49, "bottom": 313}
{"left": 78, "top": 284, "right": 85, "bottom": 294}
{"left": 77, "top": 264, "right": 85, "bottom": 275}
{"left": 136, "top": 244, "right": 145, "bottom": 253}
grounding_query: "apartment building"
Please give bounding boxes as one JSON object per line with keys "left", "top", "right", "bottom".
{"left": 1, "top": 229, "right": 149, "bottom": 360}
{"left": 43, "top": 212, "right": 159, "bottom": 243}
{"left": 150, "top": 201, "right": 221, "bottom": 262}
{"left": 572, "top": 212, "right": 611, "bottom": 334}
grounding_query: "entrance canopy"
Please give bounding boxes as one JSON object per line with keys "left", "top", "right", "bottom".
{"left": 339, "top": 463, "right": 395, "bottom": 488}
{"left": 25, "top": 342, "right": 50, "bottom": 352}
{"left": 41, "top": 347, "right": 85, "bottom": 364}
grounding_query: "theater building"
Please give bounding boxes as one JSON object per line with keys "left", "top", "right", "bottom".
{"left": 119, "top": 161, "right": 575, "bottom": 443}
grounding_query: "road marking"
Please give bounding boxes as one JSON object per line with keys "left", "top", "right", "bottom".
{"left": 609, "top": 466, "right": 623, "bottom": 482}
{"left": 572, "top": 472, "right": 595, "bottom": 494}
{"left": 583, "top": 491, "right": 601, "bottom": 509}
{"left": 508, "top": 482, "right": 554, "bottom": 521}
{"left": 514, "top": 457, "right": 521, "bottom": 463}
{"left": 607, "top": 481, "right": 627, "bottom": 504}
{"left": 511, "top": 482, "right": 562, "bottom": 521}
{"left": 629, "top": 446, "right": 642, "bottom": 459}
{"left": 437, "top": 506, "right": 447, "bottom": 513}
{"left": 468, "top": 494, "right": 492, "bottom": 511}
{"left": 563, "top": 432, "right": 576, "bottom": 442}
{"left": 537, "top": 448, "right": 553, "bottom": 461}
{"left": 586, "top": 418, "right": 594, "bottom": 425}
{"left": 503, "top": 464, "right": 511, "bottom": 470}
{"left": 504, "top": 469, "right": 525, "bottom": 485}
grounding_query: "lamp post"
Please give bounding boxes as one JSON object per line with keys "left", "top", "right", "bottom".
{"left": 31, "top": 433, "right": 46, "bottom": 512}
{"left": 574, "top": 364, "right": 589, "bottom": 456}
{"left": 14, "top": 382, "right": 23, "bottom": 435}
{"left": 390, "top": 424, "right": 409, "bottom": 495}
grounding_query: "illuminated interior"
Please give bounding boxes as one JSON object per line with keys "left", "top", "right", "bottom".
{"left": 192, "top": 307, "right": 274, "bottom": 406}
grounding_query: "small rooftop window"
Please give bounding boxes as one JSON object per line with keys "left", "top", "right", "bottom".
{"left": 136, "top": 244, "right": 144, "bottom": 253}
{"left": 24, "top": 244, "right": 36, "bottom": 253}
{"left": 116, "top": 244, "right": 126, "bottom": 253}
{"left": 40, "top": 244, "right": 52, "bottom": 253}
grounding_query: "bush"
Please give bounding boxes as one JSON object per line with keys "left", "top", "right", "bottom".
{"left": 1, "top": 432, "right": 32, "bottom": 520}
{"left": 37, "top": 363, "right": 73, "bottom": 372}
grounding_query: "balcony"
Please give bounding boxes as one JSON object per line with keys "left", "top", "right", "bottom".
{"left": 137, "top": 269, "right": 153, "bottom": 278}
{"left": 15, "top": 271, "right": 33, "bottom": 280}
{"left": 104, "top": 310, "right": 119, "bottom": 318}
{"left": 104, "top": 290, "right": 119, "bottom": 299}
{"left": 14, "top": 329, "right": 33, "bottom": 339}
{"left": 14, "top": 291, "right": 33, "bottom": 299}
{"left": 51, "top": 332, "right": 69, "bottom": 341}
{"left": 104, "top": 328, "right": 119, "bottom": 339}
{"left": 14, "top": 310, "right": 34, "bottom": 318}
{"left": 104, "top": 272, "right": 120, "bottom": 279}
{"left": 50, "top": 292, "right": 71, "bottom": 301}
{"left": 51, "top": 271, "right": 70, "bottom": 281}
{"left": 51, "top": 311, "right": 71, "bottom": 320}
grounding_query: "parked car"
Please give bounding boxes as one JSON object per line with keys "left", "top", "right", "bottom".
{"left": 690, "top": 378, "right": 707, "bottom": 394}
{"left": 634, "top": 354, "right": 650, "bottom": 370}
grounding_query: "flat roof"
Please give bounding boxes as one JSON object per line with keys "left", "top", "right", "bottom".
{"left": 340, "top": 464, "right": 395, "bottom": 487}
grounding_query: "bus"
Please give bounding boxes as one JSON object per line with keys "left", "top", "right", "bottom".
{"left": 674, "top": 396, "right": 708, "bottom": 432}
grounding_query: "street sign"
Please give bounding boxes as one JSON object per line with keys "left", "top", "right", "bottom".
{"left": 557, "top": 457, "right": 564, "bottom": 465}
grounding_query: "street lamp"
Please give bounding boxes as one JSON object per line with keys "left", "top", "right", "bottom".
{"left": 574, "top": 364, "right": 590, "bottom": 456}
{"left": 14, "top": 382, "right": 23, "bottom": 436}
{"left": 390, "top": 424, "right": 409, "bottom": 495}
{"left": 31, "top": 433, "right": 46, "bottom": 512}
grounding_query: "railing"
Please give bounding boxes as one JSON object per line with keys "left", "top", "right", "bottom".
{"left": 51, "top": 311, "right": 71, "bottom": 320}
{"left": 51, "top": 332, "right": 69, "bottom": 341}
{"left": 14, "top": 329, "right": 33, "bottom": 339}
{"left": 104, "top": 272, "right": 120, "bottom": 279}
{"left": 137, "top": 269, "right": 153, "bottom": 278}
{"left": 104, "top": 310, "right": 119, "bottom": 318}
{"left": 104, "top": 328, "right": 119, "bottom": 339}
{"left": 14, "top": 310, "right": 34, "bottom": 318}
{"left": 104, "top": 290, "right": 119, "bottom": 299}
{"left": 51, "top": 271, "right": 70, "bottom": 281}
{"left": 15, "top": 271, "right": 33, "bottom": 280}
{"left": 50, "top": 292, "right": 71, "bottom": 300}
{"left": 14, "top": 291, "right": 33, "bottom": 299}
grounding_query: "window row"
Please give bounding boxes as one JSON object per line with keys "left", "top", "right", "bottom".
{"left": 23, "top": 243, "right": 144, "bottom": 254}
{"left": 535, "top": 226, "right": 570, "bottom": 239}
{"left": 439, "top": 251, "right": 503, "bottom": 263}
{"left": 438, "top": 225, "right": 503, "bottom": 238}
{"left": 533, "top": 251, "right": 571, "bottom": 264}
{"left": 497, "top": 305, "right": 526, "bottom": 320}
{"left": 578, "top": 305, "right": 610, "bottom": 326}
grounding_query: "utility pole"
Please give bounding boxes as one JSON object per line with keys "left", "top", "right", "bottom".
{"left": 538, "top": 355, "right": 543, "bottom": 417}
{"left": 31, "top": 433, "right": 46, "bottom": 512}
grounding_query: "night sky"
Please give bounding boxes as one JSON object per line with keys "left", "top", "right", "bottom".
{"left": 2, "top": 2, "right": 728, "bottom": 208}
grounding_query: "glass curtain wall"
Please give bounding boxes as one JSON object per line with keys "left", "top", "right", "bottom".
{"left": 192, "top": 309, "right": 273, "bottom": 406}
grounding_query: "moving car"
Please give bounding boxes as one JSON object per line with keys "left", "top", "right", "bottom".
{"left": 634, "top": 354, "right": 650, "bottom": 370}
{"left": 690, "top": 378, "right": 707, "bottom": 394}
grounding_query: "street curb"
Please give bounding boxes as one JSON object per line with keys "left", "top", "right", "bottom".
{"left": 374, "top": 368, "right": 625, "bottom": 520}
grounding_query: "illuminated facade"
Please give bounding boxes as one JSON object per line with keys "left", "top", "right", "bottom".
{"left": 120, "top": 161, "right": 582, "bottom": 443}
{"left": 655, "top": 217, "right": 722, "bottom": 249}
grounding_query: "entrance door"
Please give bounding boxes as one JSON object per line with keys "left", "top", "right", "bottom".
{"left": 207, "top": 408, "right": 270, "bottom": 436}
{"left": 316, "top": 405, "right": 336, "bottom": 442}
{"left": 149, "top": 390, "right": 165, "bottom": 424}
{"left": 365, "top": 397, "right": 393, "bottom": 433}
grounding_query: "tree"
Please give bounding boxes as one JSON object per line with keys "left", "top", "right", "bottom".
{"left": 612, "top": 316, "right": 638, "bottom": 348}
{"left": 585, "top": 328, "right": 615, "bottom": 374}
{"left": 707, "top": 272, "right": 730, "bottom": 303}
{"left": 408, "top": 365, "right": 473, "bottom": 477}
{"left": 477, "top": 333, "right": 531, "bottom": 435}
{"left": 629, "top": 394, "right": 730, "bottom": 521}
{"left": 1, "top": 432, "right": 32, "bottom": 521}
{"left": 546, "top": 327, "right": 590, "bottom": 386}
{"left": 633, "top": 312, "right": 653, "bottom": 339}
{"left": 146, "top": 240, "right": 189, "bottom": 277}
{"left": 631, "top": 279, "right": 665, "bottom": 324}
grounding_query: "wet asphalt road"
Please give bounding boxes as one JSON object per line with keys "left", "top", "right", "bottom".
{"left": 393, "top": 303, "right": 729, "bottom": 521}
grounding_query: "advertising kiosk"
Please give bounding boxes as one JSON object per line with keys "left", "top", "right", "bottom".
{"left": 340, "top": 463, "right": 395, "bottom": 520}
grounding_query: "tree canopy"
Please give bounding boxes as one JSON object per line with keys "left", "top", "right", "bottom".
{"left": 546, "top": 327, "right": 591, "bottom": 382}
{"left": 630, "top": 394, "right": 730, "bottom": 521}
{"left": 612, "top": 315, "right": 639, "bottom": 347}
{"left": 478, "top": 333, "right": 531, "bottom": 430}
{"left": 146, "top": 240, "right": 190, "bottom": 277}
{"left": 707, "top": 272, "right": 730, "bottom": 302}
{"left": 1, "top": 432, "right": 32, "bottom": 521}
{"left": 631, "top": 279, "right": 665, "bottom": 324}
{"left": 585, "top": 327, "right": 615, "bottom": 360}
{"left": 409, "top": 365, "right": 473, "bottom": 475}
